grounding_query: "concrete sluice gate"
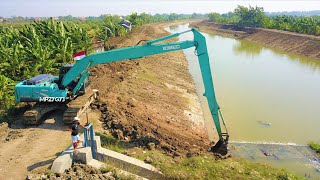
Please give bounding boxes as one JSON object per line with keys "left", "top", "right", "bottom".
{"left": 229, "top": 142, "right": 320, "bottom": 178}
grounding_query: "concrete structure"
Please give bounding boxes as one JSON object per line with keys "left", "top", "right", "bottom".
{"left": 50, "top": 144, "right": 75, "bottom": 173}
{"left": 51, "top": 135, "right": 163, "bottom": 179}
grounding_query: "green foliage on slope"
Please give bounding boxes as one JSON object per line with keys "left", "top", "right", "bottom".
{"left": 208, "top": 5, "right": 320, "bottom": 35}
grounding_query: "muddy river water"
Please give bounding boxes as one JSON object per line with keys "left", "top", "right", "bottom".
{"left": 166, "top": 23, "right": 320, "bottom": 145}
{"left": 166, "top": 24, "right": 320, "bottom": 177}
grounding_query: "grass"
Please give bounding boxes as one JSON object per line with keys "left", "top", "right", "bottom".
{"left": 131, "top": 149, "right": 302, "bottom": 180}
{"left": 100, "top": 164, "right": 136, "bottom": 180}
{"left": 97, "top": 132, "right": 303, "bottom": 180}
{"left": 137, "top": 65, "right": 162, "bottom": 85}
{"left": 309, "top": 142, "right": 320, "bottom": 153}
{"left": 95, "top": 132, "right": 128, "bottom": 154}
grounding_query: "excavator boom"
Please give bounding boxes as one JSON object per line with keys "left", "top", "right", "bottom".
{"left": 62, "top": 28, "right": 229, "bottom": 152}
{"left": 15, "top": 28, "right": 229, "bottom": 153}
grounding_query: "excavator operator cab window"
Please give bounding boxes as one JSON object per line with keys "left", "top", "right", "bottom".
{"left": 58, "top": 64, "right": 74, "bottom": 87}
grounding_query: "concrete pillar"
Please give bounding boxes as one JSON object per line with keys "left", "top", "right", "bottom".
{"left": 73, "top": 147, "right": 93, "bottom": 164}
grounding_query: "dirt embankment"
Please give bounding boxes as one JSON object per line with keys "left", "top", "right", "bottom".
{"left": 192, "top": 20, "right": 320, "bottom": 60}
{"left": 90, "top": 21, "right": 210, "bottom": 156}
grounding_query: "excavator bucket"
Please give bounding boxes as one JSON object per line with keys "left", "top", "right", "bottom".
{"left": 210, "top": 133, "right": 229, "bottom": 156}
{"left": 210, "top": 139, "right": 228, "bottom": 155}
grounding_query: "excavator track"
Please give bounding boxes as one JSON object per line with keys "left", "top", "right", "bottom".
{"left": 23, "top": 89, "right": 99, "bottom": 125}
{"left": 23, "top": 103, "right": 67, "bottom": 125}
{"left": 63, "top": 89, "right": 99, "bottom": 124}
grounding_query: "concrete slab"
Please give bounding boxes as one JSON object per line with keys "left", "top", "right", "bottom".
{"left": 91, "top": 136, "right": 102, "bottom": 152}
{"left": 51, "top": 146, "right": 73, "bottom": 173}
{"left": 51, "top": 136, "right": 84, "bottom": 173}
{"left": 96, "top": 148, "right": 164, "bottom": 179}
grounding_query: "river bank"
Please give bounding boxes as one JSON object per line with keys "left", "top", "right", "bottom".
{"left": 191, "top": 20, "right": 320, "bottom": 60}
{"left": 0, "top": 20, "right": 301, "bottom": 179}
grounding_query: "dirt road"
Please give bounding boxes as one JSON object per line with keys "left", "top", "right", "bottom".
{"left": 0, "top": 114, "right": 70, "bottom": 180}
{"left": 192, "top": 20, "right": 320, "bottom": 60}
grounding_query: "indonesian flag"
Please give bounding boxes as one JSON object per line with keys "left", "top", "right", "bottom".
{"left": 73, "top": 51, "right": 86, "bottom": 60}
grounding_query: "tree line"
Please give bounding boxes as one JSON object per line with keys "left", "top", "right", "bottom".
{"left": 0, "top": 13, "right": 190, "bottom": 121}
{"left": 208, "top": 6, "right": 320, "bottom": 35}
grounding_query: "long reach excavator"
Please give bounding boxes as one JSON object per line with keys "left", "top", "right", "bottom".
{"left": 14, "top": 28, "right": 229, "bottom": 154}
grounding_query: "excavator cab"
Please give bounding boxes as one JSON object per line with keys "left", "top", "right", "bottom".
{"left": 59, "top": 64, "right": 74, "bottom": 84}
{"left": 58, "top": 64, "right": 90, "bottom": 94}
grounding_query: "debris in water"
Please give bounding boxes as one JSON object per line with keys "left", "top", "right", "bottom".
{"left": 260, "top": 148, "right": 271, "bottom": 156}
{"left": 257, "top": 121, "right": 272, "bottom": 127}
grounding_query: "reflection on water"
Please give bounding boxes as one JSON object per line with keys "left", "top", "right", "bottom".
{"left": 233, "top": 40, "right": 264, "bottom": 57}
{"left": 233, "top": 39, "right": 320, "bottom": 72}
{"left": 166, "top": 23, "right": 320, "bottom": 178}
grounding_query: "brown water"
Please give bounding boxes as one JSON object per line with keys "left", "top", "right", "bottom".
{"left": 166, "top": 24, "right": 320, "bottom": 178}
{"left": 166, "top": 24, "right": 320, "bottom": 145}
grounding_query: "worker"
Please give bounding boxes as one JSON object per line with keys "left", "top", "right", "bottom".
{"left": 70, "top": 117, "right": 84, "bottom": 152}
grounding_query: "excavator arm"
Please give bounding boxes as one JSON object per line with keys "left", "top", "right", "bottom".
{"left": 63, "top": 28, "right": 229, "bottom": 153}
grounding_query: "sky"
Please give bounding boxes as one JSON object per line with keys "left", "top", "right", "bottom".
{"left": 1, "top": 0, "right": 320, "bottom": 17}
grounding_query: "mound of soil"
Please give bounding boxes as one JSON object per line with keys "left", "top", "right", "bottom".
{"left": 26, "top": 164, "right": 117, "bottom": 180}
{"left": 0, "top": 122, "right": 23, "bottom": 142}
{"left": 89, "top": 22, "right": 211, "bottom": 156}
{"left": 0, "top": 122, "right": 9, "bottom": 141}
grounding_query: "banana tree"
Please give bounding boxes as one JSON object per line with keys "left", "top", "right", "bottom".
{"left": 0, "top": 75, "right": 14, "bottom": 110}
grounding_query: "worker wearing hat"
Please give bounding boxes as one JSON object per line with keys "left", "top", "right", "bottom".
{"left": 70, "top": 117, "right": 84, "bottom": 152}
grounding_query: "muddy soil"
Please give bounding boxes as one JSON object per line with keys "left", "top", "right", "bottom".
{"left": 192, "top": 20, "right": 320, "bottom": 60}
{"left": 26, "top": 163, "right": 127, "bottom": 180}
{"left": 90, "top": 21, "right": 210, "bottom": 156}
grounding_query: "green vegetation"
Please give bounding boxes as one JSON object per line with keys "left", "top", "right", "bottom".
{"left": 208, "top": 5, "right": 320, "bottom": 35}
{"left": 309, "top": 142, "right": 320, "bottom": 153}
{"left": 0, "top": 19, "right": 92, "bottom": 122}
{"left": 0, "top": 13, "right": 192, "bottom": 123}
{"left": 100, "top": 164, "right": 135, "bottom": 180}
{"left": 96, "top": 132, "right": 127, "bottom": 153}
{"left": 97, "top": 133, "right": 302, "bottom": 179}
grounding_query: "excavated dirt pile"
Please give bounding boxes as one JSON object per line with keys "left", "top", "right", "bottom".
{"left": 0, "top": 122, "right": 23, "bottom": 142}
{"left": 89, "top": 22, "right": 211, "bottom": 156}
{"left": 26, "top": 164, "right": 123, "bottom": 180}
{"left": 0, "top": 122, "right": 9, "bottom": 140}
